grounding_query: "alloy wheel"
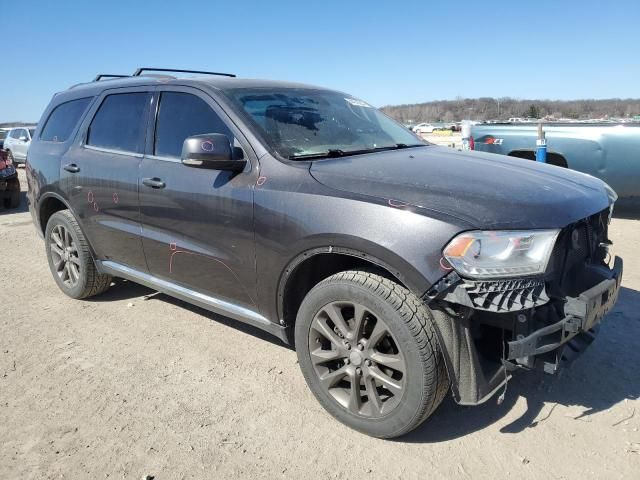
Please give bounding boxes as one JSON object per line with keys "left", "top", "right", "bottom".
{"left": 49, "top": 224, "right": 81, "bottom": 288}
{"left": 308, "top": 301, "right": 406, "bottom": 417}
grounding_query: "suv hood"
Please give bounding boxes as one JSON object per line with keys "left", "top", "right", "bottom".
{"left": 309, "top": 146, "right": 611, "bottom": 229}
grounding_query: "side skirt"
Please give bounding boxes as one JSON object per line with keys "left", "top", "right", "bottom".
{"left": 97, "top": 260, "right": 289, "bottom": 344}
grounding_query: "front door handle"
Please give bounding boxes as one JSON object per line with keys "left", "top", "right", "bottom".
{"left": 142, "top": 177, "right": 166, "bottom": 189}
{"left": 63, "top": 163, "right": 80, "bottom": 173}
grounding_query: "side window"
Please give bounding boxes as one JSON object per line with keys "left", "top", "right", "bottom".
{"left": 87, "top": 92, "right": 149, "bottom": 153}
{"left": 154, "top": 92, "right": 232, "bottom": 158}
{"left": 40, "top": 97, "right": 92, "bottom": 142}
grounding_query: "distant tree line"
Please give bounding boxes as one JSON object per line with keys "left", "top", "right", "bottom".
{"left": 380, "top": 97, "right": 640, "bottom": 123}
{"left": 0, "top": 121, "right": 35, "bottom": 128}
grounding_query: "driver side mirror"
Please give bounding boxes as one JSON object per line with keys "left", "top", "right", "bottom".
{"left": 19, "top": 136, "right": 28, "bottom": 142}
{"left": 181, "top": 134, "right": 246, "bottom": 172}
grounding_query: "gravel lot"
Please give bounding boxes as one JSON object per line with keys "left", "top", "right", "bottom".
{"left": 1, "top": 168, "right": 639, "bottom": 479}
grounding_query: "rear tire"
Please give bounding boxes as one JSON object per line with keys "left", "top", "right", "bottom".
{"left": 295, "top": 271, "right": 449, "bottom": 438}
{"left": 3, "top": 191, "right": 19, "bottom": 209}
{"left": 45, "top": 210, "right": 112, "bottom": 299}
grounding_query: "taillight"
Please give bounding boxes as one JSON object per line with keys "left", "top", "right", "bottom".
{"left": 469, "top": 136, "right": 475, "bottom": 150}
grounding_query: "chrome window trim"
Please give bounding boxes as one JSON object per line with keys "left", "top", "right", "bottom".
{"left": 83, "top": 144, "right": 144, "bottom": 158}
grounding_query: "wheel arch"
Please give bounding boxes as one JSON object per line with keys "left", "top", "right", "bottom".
{"left": 277, "top": 245, "right": 425, "bottom": 344}
{"left": 508, "top": 149, "right": 568, "bottom": 168}
{"left": 38, "top": 193, "right": 97, "bottom": 259}
{"left": 38, "top": 192, "right": 72, "bottom": 235}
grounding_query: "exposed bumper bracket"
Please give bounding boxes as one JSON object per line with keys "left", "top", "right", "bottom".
{"left": 507, "top": 256, "right": 622, "bottom": 360}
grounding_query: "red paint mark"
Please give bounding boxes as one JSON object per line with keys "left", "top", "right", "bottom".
{"left": 113, "top": 192, "right": 119, "bottom": 204}
{"left": 201, "top": 140, "right": 215, "bottom": 152}
{"left": 388, "top": 198, "right": 408, "bottom": 208}
{"left": 168, "top": 248, "right": 257, "bottom": 306}
{"left": 87, "top": 191, "right": 94, "bottom": 203}
{"left": 93, "top": 202, "right": 99, "bottom": 212}
{"left": 256, "top": 176, "right": 267, "bottom": 186}
{"left": 439, "top": 257, "right": 453, "bottom": 271}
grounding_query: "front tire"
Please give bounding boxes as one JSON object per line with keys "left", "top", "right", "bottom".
{"left": 45, "top": 210, "right": 112, "bottom": 299}
{"left": 295, "top": 271, "right": 449, "bottom": 438}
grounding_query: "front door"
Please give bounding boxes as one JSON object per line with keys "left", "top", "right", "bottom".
{"left": 139, "top": 88, "right": 258, "bottom": 310}
{"left": 62, "top": 88, "right": 151, "bottom": 271}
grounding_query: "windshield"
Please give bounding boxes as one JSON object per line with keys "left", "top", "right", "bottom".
{"left": 226, "top": 88, "right": 426, "bottom": 159}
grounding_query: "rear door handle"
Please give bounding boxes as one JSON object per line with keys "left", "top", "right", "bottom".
{"left": 63, "top": 163, "right": 80, "bottom": 173}
{"left": 142, "top": 177, "right": 166, "bottom": 189}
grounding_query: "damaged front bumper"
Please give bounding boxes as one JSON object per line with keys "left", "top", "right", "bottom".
{"left": 424, "top": 255, "right": 623, "bottom": 406}
{"left": 507, "top": 256, "right": 622, "bottom": 372}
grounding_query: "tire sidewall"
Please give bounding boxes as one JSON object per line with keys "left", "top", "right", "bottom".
{"left": 295, "top": 278, "right": 431, "bottom": 438}
{"left": 45, "top": 211, "right": 90, "bottom": 299}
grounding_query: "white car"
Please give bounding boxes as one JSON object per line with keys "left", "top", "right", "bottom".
{"left": 3, "top": 126, "right": 37, "bottom": 166}
{"left": 412, "top": 122, "right": 436, "bottom": 134}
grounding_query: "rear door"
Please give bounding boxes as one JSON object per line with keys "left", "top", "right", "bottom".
{"left": 62, "top": 87, "right": 151, "bottom": 271}
{"left": 139, "top": 87, "right": 258, "bottom": 309}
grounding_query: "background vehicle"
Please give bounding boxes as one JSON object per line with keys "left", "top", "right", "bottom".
{"left": 0, "top": 128, "right": 9, "bottom": 149}
{"left": 0, "top": 150, "right": 20, "bottom": 208}
{"left": 27, "top": 68, "right": 621, "bottom": 439}
{"left": 3, "top": 126, "right": 36, "bottom": 165}
{"left": 470, "top": 122, "right": 640, "bottom": 202}
{"left": 411, "top": 122, "right": 436, "bottom": 134}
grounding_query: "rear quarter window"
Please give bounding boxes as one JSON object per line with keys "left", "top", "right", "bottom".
{"left": 40, "top": 97, "right": 93, "bottom": 142}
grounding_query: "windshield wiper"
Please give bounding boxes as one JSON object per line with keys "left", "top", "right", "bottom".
{"left": 376, "top": 143, "right": 426, "bottom": 151}
{"left": 289, "top": 149, "right": 346, "bottom": 160}
{"left": 289, "top": 144, "right": 427, "bottom": 160}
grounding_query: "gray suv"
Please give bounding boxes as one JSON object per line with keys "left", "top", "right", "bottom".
{"left": 26, "top": 68, "right": 623, "bottom": 438}
{"left": 3, "top": 126, "right": 36, "bottom": 165}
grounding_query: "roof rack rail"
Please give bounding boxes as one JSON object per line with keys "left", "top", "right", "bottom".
{"left": 93, "top": 74, "right": 129, "bottom": 82}
{"left": 132, "top": 67, "right": 236, "bottom": 78}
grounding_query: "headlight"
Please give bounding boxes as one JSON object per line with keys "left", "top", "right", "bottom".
{"left": 443, "top": 229, "right": 559, "bottom": 279}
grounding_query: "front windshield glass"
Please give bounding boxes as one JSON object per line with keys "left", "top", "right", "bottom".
{"left": 226, "top": 88, "right": 426, "bottom": 159}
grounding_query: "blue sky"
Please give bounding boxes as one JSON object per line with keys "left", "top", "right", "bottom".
{"left": 1, "top": 0, "right": 639, "bottom": 122}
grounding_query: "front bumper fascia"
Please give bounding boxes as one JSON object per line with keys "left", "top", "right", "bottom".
{"left": 425, "top": 256, "right": 623, "bottom": 406}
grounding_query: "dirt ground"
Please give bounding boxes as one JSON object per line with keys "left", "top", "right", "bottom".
{"left": 1, "top": 168, "right": 639, "bottom": 479}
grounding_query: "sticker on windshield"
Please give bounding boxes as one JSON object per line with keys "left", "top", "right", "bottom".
{"left": 345, "top": 97, "right": 372, "bottom": 108}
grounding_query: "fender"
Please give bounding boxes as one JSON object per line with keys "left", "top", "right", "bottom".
{"left": 275, "top": 236, "right": 436, "bottom": 325}
{"left": 35, "top": 191, "right": 100, "bottom": 263}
